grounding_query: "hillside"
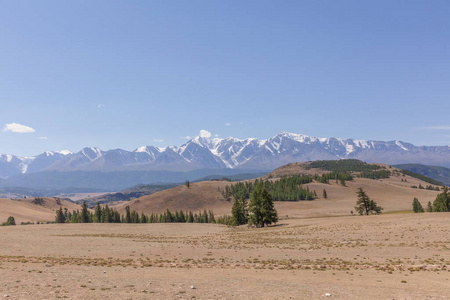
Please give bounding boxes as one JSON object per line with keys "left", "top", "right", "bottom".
{"left": 77, "top": 183, "right": 180, "bottom": 206}
{"left": 114, "top": 160, "right": 441, "bottom": 218}
{"left": 0, "top": 197, "right": 80, "bottom": 224}
{"left": 114, "top": 181, "right": 233, "bottom": 216}
{"left": 394, "top": 163, "right": 450, "bottom": 186}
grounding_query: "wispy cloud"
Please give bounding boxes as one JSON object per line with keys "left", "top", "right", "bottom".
{"left": 98, "top": 104, "right": 105, "bottom": 109}
{"left": 225, "top": 122, "right": 231, "bottom": 126}
{"left": 153, "top": 139, "right": 164, "bottom": 143}
{"left": 181, "top": 136, "right": 192, "bottom": 140}
{"left": 423, "top": 126, "right": 450, "bottom": 130}
{"left": 38, "top": 137, "right": 48, "bottom": 140}
{"left": 3, "top": 123, "right": 36, "bottom": 133}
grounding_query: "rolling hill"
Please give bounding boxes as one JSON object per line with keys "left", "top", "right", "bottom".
{"left": 0, "top": 197, "right": 80, "bottom": 224}
{"left": 394, "top": 164, "right": 450, "bottom": 186}
{"left": 113, "top": 160, "right": 442, "bottom": 219}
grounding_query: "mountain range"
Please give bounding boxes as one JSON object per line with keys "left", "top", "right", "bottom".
{"left": 1, "top": 131, "right": 450, "bottom": 190}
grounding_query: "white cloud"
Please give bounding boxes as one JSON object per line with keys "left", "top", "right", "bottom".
{"left": 181, "top": 136, "right": 192, "bottom": 140}
{"left": 225, "top": 122, "right": 231, "bottom": 126}
{"left": 3, "top": 123, "right": 36, "bottom": 133}
{"left": 38, "top": 137, "right": 48, "bottom": 140}
{"left": 199, "top": 130, "right": 212, "bottom": 138}
{"left": 98, "top": 104, "right": 105, "bottom": 109}
{"left": 424, "top": 126, "right": 450, "bottom": 130}
{"left": 153, "top": 139, "right": 164, "bottom": 143}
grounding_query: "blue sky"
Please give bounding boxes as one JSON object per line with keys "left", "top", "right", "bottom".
{"left": 1, "top": 1, "right": 450, "bottom": 157}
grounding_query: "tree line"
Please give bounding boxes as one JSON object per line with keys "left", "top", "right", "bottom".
{"left": 223, "top": 176, "right": 315, "bottom": 202}
{"left": 55, "top": 202, "right": 218, "bottom": 224}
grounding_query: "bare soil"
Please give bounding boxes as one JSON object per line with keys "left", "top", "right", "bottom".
{"left": 0, "top": 212, "right": 449, "bottom": 299}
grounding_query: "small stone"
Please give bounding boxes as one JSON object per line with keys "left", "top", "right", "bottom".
{"left": 190, "top": 285, "right": 196, "bottom": 289}
{"left": 325, "top": 293, "right": 332, "bottom": 297}
{"left": 103, "top": 271, "right": 106, "bottom": 273}
{"left": 4, "top": 295, "right": 10, "bottom": 298}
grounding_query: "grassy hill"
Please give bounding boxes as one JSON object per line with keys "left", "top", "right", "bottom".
{"left": 0, "top": 197, "right": 80, "bottom": 224}
{"left": 3, "top": 160, "right": 443, "bottom": 223}
{"left": 113, "top": 160, "right": 441, "bottom": 219}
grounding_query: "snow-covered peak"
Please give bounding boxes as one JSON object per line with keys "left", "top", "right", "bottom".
{"left": 135, "top": 146, "right": 150, "bottom": 153}
{"left": 56, "top": 150, "right": 72, "bottom": 155}
{"left": 81, "top": 147, "right": 103, "bottom": 161}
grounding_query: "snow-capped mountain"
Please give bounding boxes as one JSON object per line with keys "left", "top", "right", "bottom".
{"left": 1, "top": 131, "right": 450, "bottom": 179}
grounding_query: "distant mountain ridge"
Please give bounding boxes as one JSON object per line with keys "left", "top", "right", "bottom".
{"left": 1, "top": 131, "right": 450, "bottom": 181}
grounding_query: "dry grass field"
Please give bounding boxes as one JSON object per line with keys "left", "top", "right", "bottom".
{"left": 0, "top": 213, "right": 449, "bottom": 299}
{"left": 0, "top": 165, "right": 449, "bottom": 299}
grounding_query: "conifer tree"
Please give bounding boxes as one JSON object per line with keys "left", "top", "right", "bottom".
{"left": 427, "top": 201, "right": 433, "bottom": 212}
{"left": 6, "top": 216, "right": 16, "bottom": 226}
{"left": 187, "top": 211, "right": 194, "bottom": 223}
{"left": 248, "top": 182, "right": 278, "bottom": 227}
{"left": 231, "top": 196, "right": 247, "bottom": 226}
{"left": 81, "top": 201, "right": 89, "bottom": 223}
{"left": 125, "top": 206, "right": 131, "bottom": 223}
{"left": 55, "top": 206, "right": 66, "bottom": 223}
{"left": 354, "top": 188, "right": 383, "bottom": 215}
{"left": 432, "top": 187, "right": 450, "bottom": 212}
{"left": 323, "top": 189, "right": 328, "bottom": 199}
{"left": 94, "top": 202, "right": 102, "bottom": 223}
{"left": 412, "top": 197, "right": 424, "bottom": 213}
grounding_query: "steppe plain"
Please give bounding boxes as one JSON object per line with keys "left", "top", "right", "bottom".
{"left": 1, "top": 174, "right": 449, "bottom": 299}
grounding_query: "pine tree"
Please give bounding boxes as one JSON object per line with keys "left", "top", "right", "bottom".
{"left": 179, "top": 210, "right": 186, "bottom": 223}
{"left": 432, "top": 187, "right": 450, "bottom": 212}
{"left": 231, "top": 196, "right": 247, "bottom": 226}
{"left": 186, "top": 180, "right": 190, "bottom": 189}
{"left": 248, "top": 182, "right": 278, "bottom": 227}
{"left": 412, "top": 197, "right": 424, "bottom": 213}
{"left": 81, "top": 201, "right": 89, "bottom": 223}
{"left": 354, "top": 188, "right": 383, "bottom": 215}
{"left": 187, "top": 211, "right": 194, "bottom": 223}
{"left": 55, "top": 206, "right": 66, "bottom": 223}
{"left": 323, "top": 189, "right": 328, "bottom": 199}
{"left": 427, "top": 201, "right": 433, "bottom": 212}
{"left": 141, "top": 213, "right": 148, "bottom": 223}
{"left": 125, "top": 206, "right": 131, "bottom": 223}
{"left": 93, "top": 202, "right": 102, "bottom": 223}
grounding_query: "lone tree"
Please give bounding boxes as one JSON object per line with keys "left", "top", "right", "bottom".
{"left": 412, "top": 197, "right": 424, "bottom": 213}
{"left": 323, "top": 189, "right": 328, "bottom": 199}
{"left": 248, "top": 182, "right": 278, "bottom": 227}
{"left": 354, "top": 188, "right": 383, "bottom": 215}
{"left": 185, "top": 180, "right": 190, "bottom": 189}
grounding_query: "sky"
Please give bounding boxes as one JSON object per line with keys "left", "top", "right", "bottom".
{"left": 1, "top": 0, "right": 450, "bottom": 157}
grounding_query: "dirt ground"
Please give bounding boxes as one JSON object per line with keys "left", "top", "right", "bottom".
{"left": 1, "top": 212, "right": 449, "bottom": 299}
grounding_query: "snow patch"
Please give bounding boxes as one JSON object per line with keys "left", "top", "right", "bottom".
{"left": 56, "top": 150, "right": 72, "bottom": 155}
{"left": 345, "top": 144, "right": 355, "bottom": 154}
{"left": 136, "top": 146, "right": 148, "bottom": 153}
{"left": 395, "top": 141, "right": 408, "bottom": 151}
